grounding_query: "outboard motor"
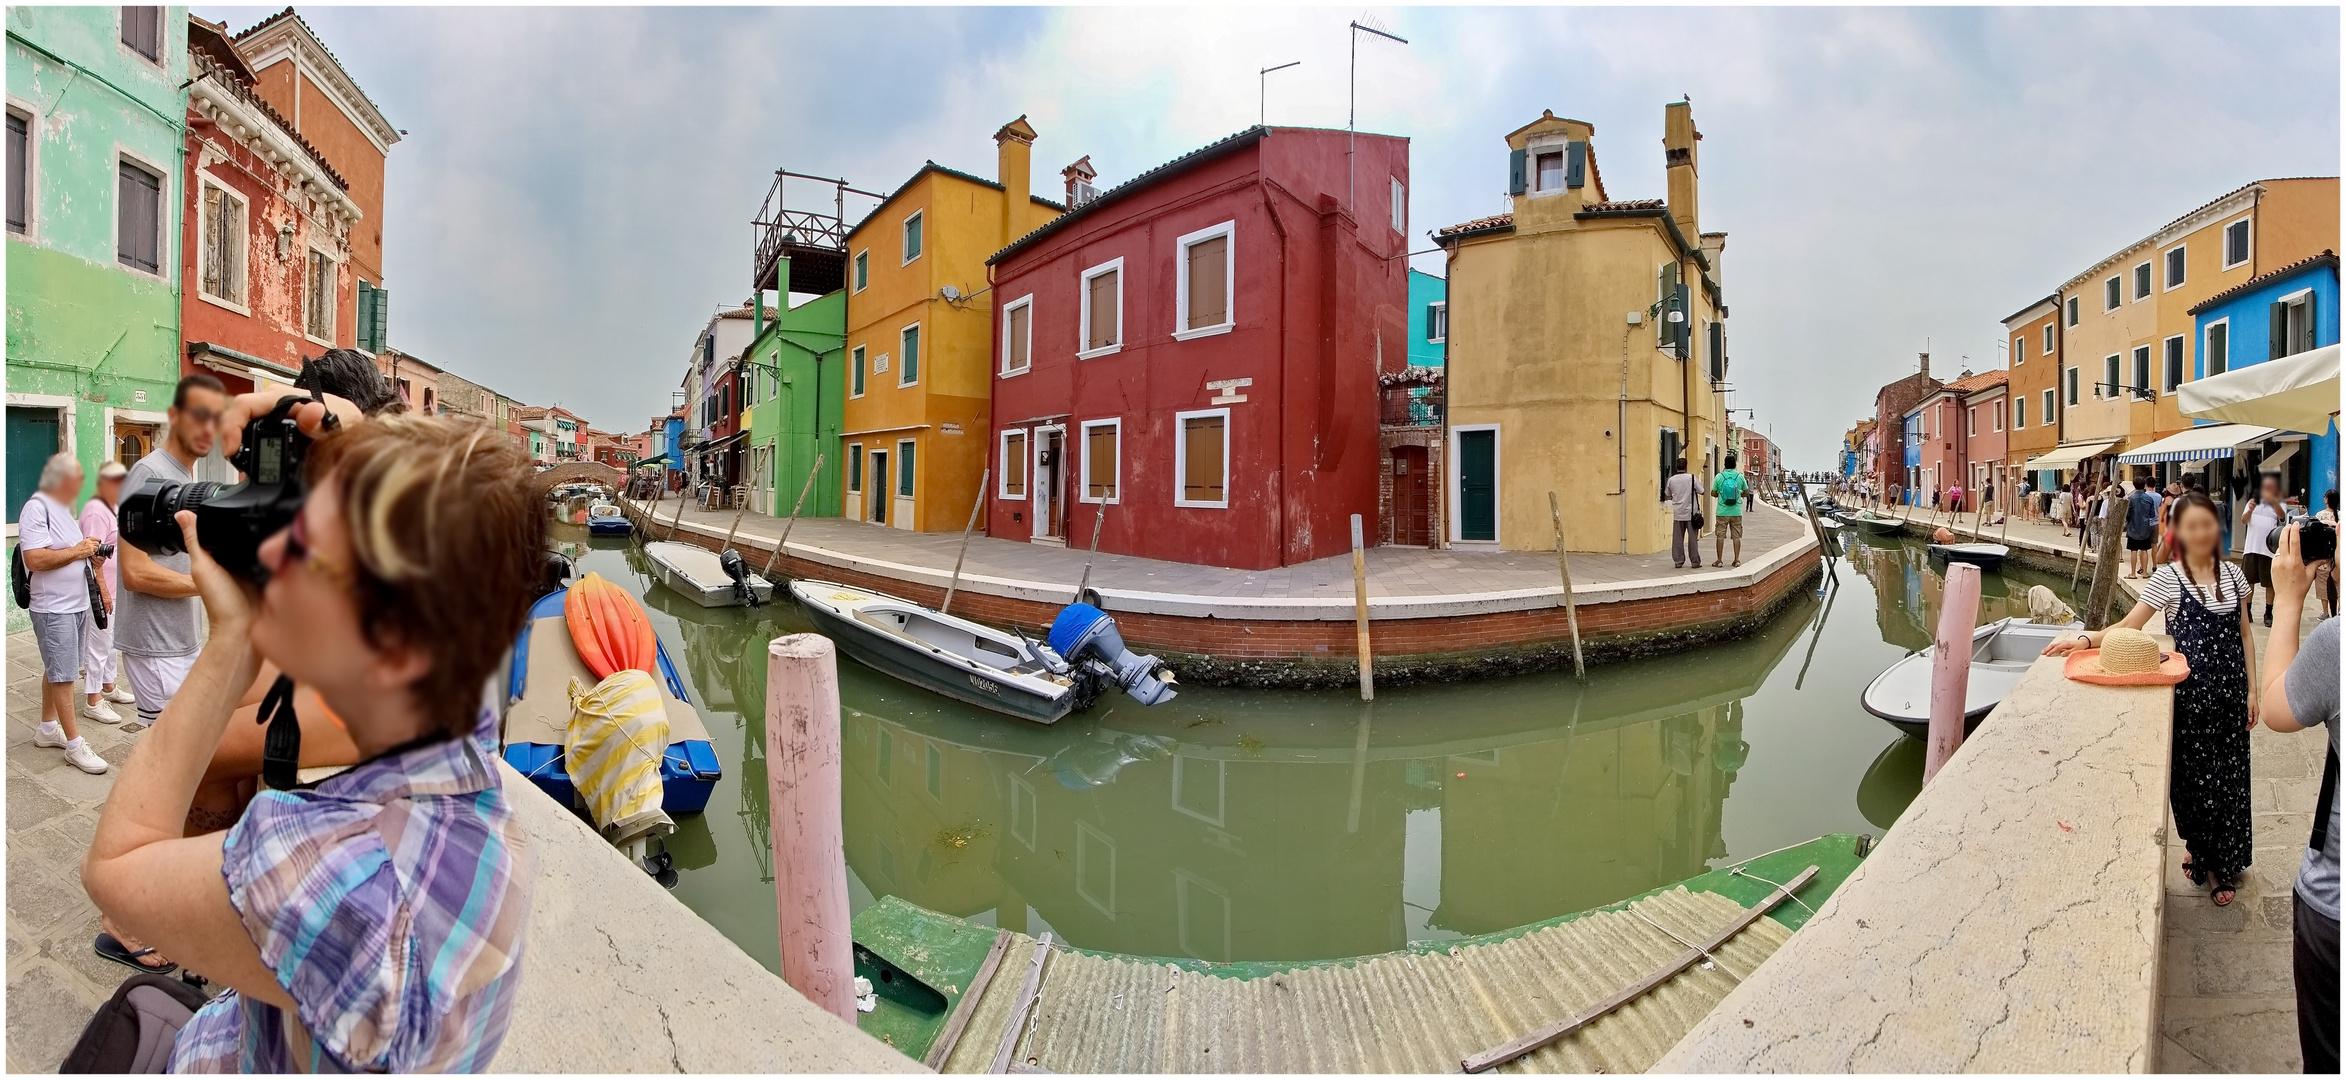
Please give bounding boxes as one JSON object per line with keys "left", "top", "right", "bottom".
{"left": 718, "top": 548, "right": 762, "bottom": 607}
{"left": 1048, "top": 602, "right": 1177, "bottom": 706}
{"left": 537, "top": 551, "right": 575, "bottom": 600}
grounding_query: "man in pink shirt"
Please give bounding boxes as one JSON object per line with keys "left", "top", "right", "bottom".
{"left": 78, "top": 461, "right": 135, "bottom": 723}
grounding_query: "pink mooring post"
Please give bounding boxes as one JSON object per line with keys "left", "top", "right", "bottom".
{"left": 1923, "top": 562, "right": 1983, "bottom": 785}
{"left": 765, "top": 633, "right": 856, "bottom": 1021}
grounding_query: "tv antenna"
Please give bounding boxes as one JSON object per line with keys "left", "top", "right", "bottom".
{"left": 1347, "top": 17, "right": 1408, "bottom": 212}
{"left": 1260, "top": 60, "right": 1300, "bottom": 127}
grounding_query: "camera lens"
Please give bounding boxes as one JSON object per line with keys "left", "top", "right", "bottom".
{"left": 118, "top": 478, "right": 220, "bottom": 557}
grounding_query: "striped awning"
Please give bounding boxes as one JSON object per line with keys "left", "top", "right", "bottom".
{"left": 2023, "top": 439, "right": 2123, "bottom": 473}
{"left": 2115, "top": 423, "right": 2276, "bottom": 465}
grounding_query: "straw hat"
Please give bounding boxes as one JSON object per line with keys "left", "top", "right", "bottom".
{"left": 2096, "top": 628, "right": 2164, "bottom": 675}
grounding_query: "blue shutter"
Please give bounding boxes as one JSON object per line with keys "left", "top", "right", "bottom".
{"left": 1508, "top": 148, "right": 1527, "bottom": 196}
{"left": 1565, "top": 141, "right": 1586, "bottom": 189}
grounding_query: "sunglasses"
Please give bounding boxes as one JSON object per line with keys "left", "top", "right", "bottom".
{"left": 177, "top": 406, "right": 222, "bottom": 426}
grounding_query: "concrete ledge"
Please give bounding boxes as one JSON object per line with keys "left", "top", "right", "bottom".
{"left": 1655, "top": 654, "right": 2174, "bottom": 1073}
{"left": 492, "top": 761, "right": 918, "bottom": 1074}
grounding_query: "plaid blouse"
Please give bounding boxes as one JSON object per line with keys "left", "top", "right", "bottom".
{"left": 171, "top": 704, "right": 532, "bottom": 1073}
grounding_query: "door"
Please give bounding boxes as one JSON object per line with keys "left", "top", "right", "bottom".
{"left": 7, "top": 406, "right": 60, "bottom": 525}
{"left": 1458, "top": 429, "right": 1496, "bottom": 542}
{"left": 1392, "top": 446, "right": 1430, "bottom": 545}
{"left": 1035, "top": 429, "right": 1065, "bottom": 541}
{"left": 869, "top": 450, "right": 888, "bottom": 525}
{"left": 114, "top": 420, "right": 160, "bottom": 469}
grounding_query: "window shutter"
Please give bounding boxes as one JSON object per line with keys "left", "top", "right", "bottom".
{"left": 1656, "top": 262, "right": 1679, "bottom": 350}
{"left": 371, "top": 287, "right": 389, "bottom": 353}
{"left": 1508, "top": 148, "right": 1527, "bottom": 196}
{"left": 1425, "top": 304, "right": 1438, "bottom": 340}
{"left": 1565, "top": 141, "right": 1586, "bottom": 189}
{"left": 356, "top": 282, "right": 376, "bottom": 351}
{"left": 1008, "top": 305, "right": 1030, "bottom": 370}
{"left": 2302, "top": 294, "right": 2319, "bottom": 355}
{"left": 1182, "top": 415, "right": 1224, "bottom": 502}
{"left": 1674, "top": 283, "right": 1692, "bottom": 358}
{"left": 1708, "top": 321, "right": 1725, "bottom": 382}
{"left": 2270, "top": 300, "right": 2287, "bottom": 361}
{"left": 1087, "top": 426, "right": 1117, "bottom": 499}
{"left": 1186, "top": 237, "right": 1227, "bottom": 329}
{"left": 1088, "top": 270, "right": 1119, "bottom": 350}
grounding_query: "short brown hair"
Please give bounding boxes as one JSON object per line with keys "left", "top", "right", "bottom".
{"left": 306, "top": 415, "right": 545, "bottom": 738}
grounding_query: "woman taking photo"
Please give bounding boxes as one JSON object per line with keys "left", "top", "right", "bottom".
{"left": 81, "top": 416, "right": 544, "bottom": 1071}
{"left": 2047, "top": 491, "right": 2257, "bottom": 905}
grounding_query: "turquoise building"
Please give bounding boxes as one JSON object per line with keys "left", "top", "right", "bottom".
{"left": 2187, "top": 251, "right": 2339, "bottom": 509}
{"left": 1407, "top": 268, "right": 1446, "bottom": 370}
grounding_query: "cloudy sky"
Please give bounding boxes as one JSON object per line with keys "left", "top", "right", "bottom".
{"left": 196, "top": 5, "right": 2339, "bottom": 464}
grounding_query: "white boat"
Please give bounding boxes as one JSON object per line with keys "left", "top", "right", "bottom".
{"left": 1861, "top": 617, "right": 2080, "bottom": 737}
{"left": 643, "top": 540, "right": 774, "bottom": 607}
{"left": 1927, "top": 542, "right": 2010, "bottom": 570}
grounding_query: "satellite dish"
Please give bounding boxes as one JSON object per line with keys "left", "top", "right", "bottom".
{"left": 940, "top": 285, "right": 963, "bottom": 302}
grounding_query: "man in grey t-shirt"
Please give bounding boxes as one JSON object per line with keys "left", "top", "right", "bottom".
{"left": 2261, "top": 524, "right": 2337, "bottom": 1074}
{"left": 115, "top": 375, "right": 225, "bottom": 727}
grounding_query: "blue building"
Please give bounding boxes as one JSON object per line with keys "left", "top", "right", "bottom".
{"left": 2187, "top": 250, "right": 2338, "bottom": 508}
{"left": 662, "top": 412, "right": 686, "bottom": 488}
{"left": 1902, "top": 411, "right": 1925, "bottom": 505}
{"left": 1407, "top": 268, "right": 1447, "bottom": 369}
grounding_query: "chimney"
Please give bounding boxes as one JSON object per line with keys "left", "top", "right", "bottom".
{"left": 993, "top": 115, "right": 1038, "bottom": 246}
{"left": 1918, "top": 351, "right": 1931, "bottom": 380}
{"left": 1663, "top": 99, "right": 1700, "bottom": 239}
{"left": 1061, "top": 155, "right": 1097, "bottom": 209}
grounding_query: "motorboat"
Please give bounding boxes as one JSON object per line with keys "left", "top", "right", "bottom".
{"left": 790, "top": 580, "right": 1177, "bottom": 725}
{"left": 586, "top": 501, "right": 632, "bottom": 536}
{"left": 1834, "top": 509, "right": 1904, "bottom": 535}
{"left": 1927, "top": 542, "right": 2010, "bottom": 571}
{"left": 643, "top": 539, "right": 774, "bottom": 607}
{"left": 1860, "top": 616, "right": 2080, "bottom": 737}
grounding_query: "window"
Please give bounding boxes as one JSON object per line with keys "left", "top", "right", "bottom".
{"left": 120, "top": 7, "right": 160, "bottom": 61}
{"left": 2133, "top": 262, "right": 2152, "bottom": 301}
{"left": 847, "top": 443, "right": 863, "bottom": 492}
{"left": 116, "top": 158, "right": 161, "bottom": 273}
{"left": 199, "top": 181, "right": 245, "bottom": 306}
{"left": 2043, "top": 388, "right": 2055, "bottom": 424}
{"left": 1175, "top": 223, "right": 1233, "bottom": 338}
{"left": 2104, "top": 276, "right": 2121, "bottom": 311}
{"left": 901, "top": 212, "right": 922, "bottom": 263}
{"left": 2131, "top": 345, "right": 2151, "bottom": 396}
{"left": 851, "top": 345, "right": 866, "bottom": 397}
{"left": 1427, "top": 301, "right": 1447, "bottom": 343}
{"left": 2205, "top": 320, "right": 2229, "bottom": 376}
{"left": 2043, "top": 322, "right": 2055, "bottom": 354}
{"left": 1079, "top": 258, "right": 1123, "bottom": 357}
{"left": 1994, "top": 400, "right": 2005, "bottom": 432}
{"left": 896, "top": 440, "right": 916, "bottom": 498}
{"left": 2012, "top": 335, "right": 2026, "bottom": 366}
{"left": 306, "top": 249, "right": 335, "bottom": 341}
{"left": 1967, "top": 406, "right": 1977, "bottom": 437}
{"left": 1000, "top": 429, "right": 1027, "bottom": 499}
{"left": 2066, "top": 296, "right": 2080, "bottom": 326}
{"left": 354, "top": 280, "right": 388, "bottom": 353}
{"left": 1080, "top": 418, "right": 1119, "bottom": 503}
{"left": 853, "top": 250, "right": 868, "bottom": 292}
{"left": 1533, "top": 147, "right": 1564, "bottom": 192}
{"left": 2097, "top": 354, "right": 2117, "bottom": 398}
{"left": 7, "top": 111, "right": 27, "bottom": 235}
{"left": 1175, "top": 409, "right": 1227, "bottom": 508}
{"left": 2223, "top": 218, "right": 2251, "bottom": 269}
{"left": 2066, "top": 366, "right": 2080, "bottom": 407}
{"left": 1000, "top": 296, "right": 1032, "bottom": 374}
{"left": 899, "top": 323, "right": 920, "bottom": 386}
{"left": 2165, "top": 245, "right": 2185, "bottom": 290}
{"left": 2013, "top": 394, "right": 2026, "bottom": 430}
{"left": 1389, "top": 176, "right": 1405, "bottom": 234}
{"left": 2274, "top": 290, "right": 2318, "bottom": 358}
{"left": 2163, "top": 334, "right": 2185, "bottom": 393}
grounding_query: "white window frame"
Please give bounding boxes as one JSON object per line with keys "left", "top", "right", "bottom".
{"left": 118, "top": 5, "right": 165, "bottom": 70}
{"left": 2013, "top": 394, "right": 2026, "bottom": 430}
{"left": 2103, "top": 275, "right": 2121, "bottom": 312}
{"left": 998, "top": 427, "right": 1028, "bottom": 500}
{"left": 2131, "top": 344, "right": 2152, "bottom": 397}
{"left": 852, "top": 248, "right": 869, "bottom": 292}
{"left": 2042, "top": 388, "right": 2055, "bottom": 424}
{"left": 2163, "top": 243, "right": 2186, "bottom": 292}
{"left": 900, "top": 210, "right": 923, "bottom": 265}
{"left": 849, "top": 345, "right": 867, "bottom": 398}
{"left": 1077, "top": 256, "right": 1125, "bottom": 359}
{"left": 1173, "top": 406, "right": 1230, "bottom": 509}
{"left": 895, "top": 438, "right": 917, "bottom": 499}
{"left": 2279, "top": 287, "right": 2317, "bottom": 358}
{"left": 2221, "top": 216, "right": 2252, "bottom": 270}
{"left": 1389, "top": 176, "right": 1405, "bottom": 234}
{"left": 113, "top": 146, "right": 170, "bottom": 283}
{"left": 898, "top": 321, "right": 921, "bottom": 387}
{"left": 194, "top": 170, "right": 249, "bottom": 314}
{"left": 2042, "top": 322, "right": 2055, "bottom": 354}
{"left": 1993, "top": 399, "right": 2005, "bottom": 432}
{"left": 8, "top": 99, "right": 40, "bottom": 240}
{"left": 998, "top": 294, "right": 1033, "bottom": 376}
{"left": 2099, "top": 354, "right": 2118, "bottom": 399}
{"left": 2066, "top": 296, "right": 2080, "bottom": 326}
{"left": 1172, "top": 867, "right": 1232, "bottom": 963}
{"left": 1172, "top": 222, "right": 1235, "bottom": 341}
{"left": 2162, "top": 333, "right": 2186, "bottom": 393}
{"left": 1967, "top": 405, "right": 1977, "bottom": 437}
{"left": 1078, "top": 417, "right": 1121, "bottom": 505}
{"left": 846, "top": 441, "right": 864, "bottom": 492}
{"left": 2204, "top": 316, "right": 2231, "bottom": 377}
{"left": 1527, "top": 138, "right": 1568, "bottom": 197}
{"left": 303, "top": 244, "right": 338, "bottom": 347}
{"left": 1429, "top": 301, "right": 1448, "bottom": 344}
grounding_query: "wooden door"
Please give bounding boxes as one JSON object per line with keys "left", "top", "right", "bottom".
{"left": 1392, "top": 446, "right": 1429, "bottom": 546}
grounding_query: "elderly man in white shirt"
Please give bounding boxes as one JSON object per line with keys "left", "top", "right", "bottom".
{"left": 17, "top": 453, "right": 109, "bottom": 773}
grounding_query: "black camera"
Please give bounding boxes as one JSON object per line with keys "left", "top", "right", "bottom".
{"left": 2275, "top": 518, "right": 2339, "bottom": 563}
{"left": 120, "top": 395, "right": 319, "bottom": 581}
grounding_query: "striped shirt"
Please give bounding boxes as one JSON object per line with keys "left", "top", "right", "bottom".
{"left": 2138, "top": 561, "right": 2253, "bottom": 619}
{"left": 171, "top": 702, "right": 532, "bottom": 1073}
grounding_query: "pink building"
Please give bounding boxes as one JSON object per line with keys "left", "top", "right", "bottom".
{"left": 1904, "top": 370, "right": 2007, "bottom": 509}
{"left": 1960, "top": 374, "right": 2010, "bottom": 507}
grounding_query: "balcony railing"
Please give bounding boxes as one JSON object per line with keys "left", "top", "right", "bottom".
{"left": 1380, "top": 387, "right": 1445, "bottom": 427}
{"left": 750, "top": 169, "right": 884, "bottom": 295}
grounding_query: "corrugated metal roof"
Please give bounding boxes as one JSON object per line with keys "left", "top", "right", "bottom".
{"left": 938, "top": 886, "right": 1791, "bottom": 1074}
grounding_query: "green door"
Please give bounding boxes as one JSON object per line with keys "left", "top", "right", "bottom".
{"left": 1459, "top": 429, "right": 1495, "bottom": 542}
{"left": 7, "top": 407, "right": 60, "bottom": 525}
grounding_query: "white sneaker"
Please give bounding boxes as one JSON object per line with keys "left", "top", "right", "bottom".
{"left": 32, "top": 724, "right": 67, "bottom": 749}
{"left": 78, "top": 700, "right": 123, "bottom": 724}
{"left": 63, "top": 740, "right": 109, "bottom": 775}
{"left": 103, "top": 687, "right": 136, "bottom": 705}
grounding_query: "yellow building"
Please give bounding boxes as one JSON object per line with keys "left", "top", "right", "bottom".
{"left": 840, "top": 117, "right": 1062, "bottom": 530}
{"left": 1435, "top": 102, "right": 1731, "bottom": 555}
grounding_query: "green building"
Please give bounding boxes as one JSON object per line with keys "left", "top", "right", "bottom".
{"left": 8, "top": 6, "right": 190, "bottom": 628}
{"left": 743, "top": 268, "right": 845, "bottom": 518}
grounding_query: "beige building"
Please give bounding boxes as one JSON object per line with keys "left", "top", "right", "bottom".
{"left": 1435, "top": 102, "right": 1730, "bottom": 554}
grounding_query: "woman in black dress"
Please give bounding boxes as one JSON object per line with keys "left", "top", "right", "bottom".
{"left": 2047, "top": 492, "right": 2257, "bottom": 904}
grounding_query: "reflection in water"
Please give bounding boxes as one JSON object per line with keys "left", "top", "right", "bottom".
{"left": 558, "top": 529, "right": 2081, "bottom": 970}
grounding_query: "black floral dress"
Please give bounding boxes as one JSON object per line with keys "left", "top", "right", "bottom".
{"left": 2164, "top": 569, "right": 2253, "bottom": 887}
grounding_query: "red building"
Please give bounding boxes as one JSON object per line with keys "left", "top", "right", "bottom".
{"left": 983, "top": 126, "right": 1410, "bottom": 570}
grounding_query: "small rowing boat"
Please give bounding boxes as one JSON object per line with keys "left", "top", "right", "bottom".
{"left": 1927, "top": 542, "right": 2009, "bottom": 570}
{"left": 587, "top": 502, "right": 632, "bottom": 536}
{"left": 1834, "top": 510, "right": 1903, "bottom": 535}
{"left": 1860, "top": 616, "right": 2079, "bottom": 736}
{"left": 643, "top": 539, "right": 773, "bottom": 607}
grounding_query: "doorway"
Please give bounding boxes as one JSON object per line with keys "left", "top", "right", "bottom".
{"left": 1455, "top": 427, "right": 1497, "bottom": 544}
{"left": 114, "top": 418, "right": 161, "bottom": 469}
{"left": 7, "top": 406, "right": 62, "bottom": 525}
{"left": 1034, "top": 427, "right": 1065, "bottom": 543}
{"left": 869, "top": 449, "right": 889, "bottom": 525}
{"left": 1391, "top": 446, "right": 1430, "bottom": 546}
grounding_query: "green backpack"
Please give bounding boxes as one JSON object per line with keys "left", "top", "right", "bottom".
{"left": 1717, "top": 471, "right": 1745, "bottom": 508}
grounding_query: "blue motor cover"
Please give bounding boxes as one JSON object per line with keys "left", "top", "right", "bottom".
{"left": 1048, "top": 602, "right": 1178, "bottom": 706}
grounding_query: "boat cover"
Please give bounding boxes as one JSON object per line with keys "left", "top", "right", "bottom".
{"left": 565, "top": 669, "right": 675, "bottom": 845}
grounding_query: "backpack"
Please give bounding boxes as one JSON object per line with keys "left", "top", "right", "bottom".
{"left": 60, "top": 972, "right": 209, "bottom": 1073}
{"left": 10, "top": 545, "right": 27, "bottom": 609}
{"left": 1717, "top": 472, "right": 1745, "bottom": 508}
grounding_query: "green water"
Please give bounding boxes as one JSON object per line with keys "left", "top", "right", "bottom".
{"left": 549, "top": 522, "right": 2077, "bottom": 970}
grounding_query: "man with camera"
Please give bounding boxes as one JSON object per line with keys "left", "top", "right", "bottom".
{"left": 2258, "top": 523, "right": 2339, "bottom": 1073}
{"left": 114, "top": 375, "right": 228, "bottom": 729}
{"left": 18, "top": 454, "right": 112, "bottom": 774}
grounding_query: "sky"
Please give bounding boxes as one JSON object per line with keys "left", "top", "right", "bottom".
{"left": 194, "top": 5, "right": 2340, "bottom": 465}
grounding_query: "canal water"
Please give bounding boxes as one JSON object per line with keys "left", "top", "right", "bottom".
{"left": 548, "top": 517, "right": 2080, "bottom": 972}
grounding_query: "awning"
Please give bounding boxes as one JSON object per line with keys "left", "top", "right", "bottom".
{"left": 2023, "top": 439, "right": 2123, "bottom": 472}
{"left": 187, "top": 341, "right": 301, "bottom": 385}
{"left": 2260, "top": 442, "right": 2300, "bottom": 473}
{"left": 695, "top": 430, "right": 748, "bottom": 454}
{"left": 633, "top": 453, "right": 670, "bottom": 469}
{"left": 2178, "top": 343, "right": 2339, "bottom": 436}
{"left": 2116, "top": 423, "right": 2277, "bottom": 465}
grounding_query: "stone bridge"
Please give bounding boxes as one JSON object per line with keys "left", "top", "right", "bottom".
{"left": 532, "top": 461, "right": 625, "bottom": 493}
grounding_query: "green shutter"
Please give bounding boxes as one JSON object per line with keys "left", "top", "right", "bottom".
{"left": 1565, "top": 141, "right": 1586, "bottom": 189}
{"left": 1508, "top": 148, "right": 1527, "bottom": 196}
{"left": 371, "top": 286, "right": 389, "bottom": 353}
{"left": 356, "top": 281, "right": 376, "bottom": 352}
{"left": 1674, "top": 283, "right": 1693, "bottom": 357}
{"left": 2271, "top": 300, "right": 2287, "bottom": 361}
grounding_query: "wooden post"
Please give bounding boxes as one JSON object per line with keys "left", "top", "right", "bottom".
{"left": 667, "top": 474, "right": 692, "bottom": 540}
{"left": 943, "top": 469, "right": 988, "bottom": 615}
{"left": 764, "top": 633, "right": 855, "bottom": 1020}
{"left": 1795, "top": 482, "right": 1836, "bottom": 573}
{"left": 1923, "top": 562, "right": 1982, "bottom": 785}
{"left": 761, "top": 453, "right": 826, "bottom": 578}
{"left": 1074, "top": 498, "right": 1108, "bottom": 600}
{"left": 2084, "top": 489, "right": 2129, "bottom": 630}
{"left": 720, "top": 455, "right": 764, "bottom": 554}
{"left": 1351, "top": 513, "right": 1374, "bottom": 701}
{"left": 1546, "top": 492, "right": 1587, "bottom": 680}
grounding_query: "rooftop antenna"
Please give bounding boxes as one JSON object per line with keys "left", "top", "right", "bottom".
{"left": 1348, "top": 17, "right": 1408, "bottom": 212}
{"left": 1260, "top": 60, "right": 1300, "bottom": 127}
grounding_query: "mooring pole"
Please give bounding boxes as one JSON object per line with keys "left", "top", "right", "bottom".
{"left": 667, "top": 482, "right": 691, "bottom": 540}
{"left": 1074, "top": 498, "right": 1108, "bottom": 601}
{"left": 2083, "top": 488, "right": 2129, "bottom": 630}
{"left": 1546, "top": 492, "right": 1587, "bottom": 680}
{"left": 943, "top": 469, "right": 988, "bottom": 615}
{"left": 720, "top": 456, "right": 764, "bottom": 554}
{"left": 765, "top": 634, "right": 853, "bottom": 1019}
{"left": 762, "top": 453, "right": 827, "bottom": 579}
{"left": 1923, "top": 562, "right": 1983, "bottom": 785}
{"left": 1349, "top": 514, "right": 1375, "bottom": 701}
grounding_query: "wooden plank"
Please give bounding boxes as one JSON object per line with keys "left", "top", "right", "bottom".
{"left": 1460, "top": 866, "right": 1821, "bottom": 1074}
{"left": 989, "top": 933, "right": 1056, "bottom": 1074}
{"left": 923, "top": 928, "right": 1013, "bottom": 1070}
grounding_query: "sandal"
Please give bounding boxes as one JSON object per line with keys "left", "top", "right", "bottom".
{"left": 94, "top": 932, "right": 176, "bottom": 975}
{"left": 2211, "top": 873, "right": 2242, "bottom": 906}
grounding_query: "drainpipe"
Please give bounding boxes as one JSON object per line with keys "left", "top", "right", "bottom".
{"left": 1619, "top": 320, "right": 1631, "bottom": 555}
{"left": 1444, "top": 234, "right": 1458, "bottom": 552}
{"left": 1262, "top": 181, "right": 1291, "bottom": 561}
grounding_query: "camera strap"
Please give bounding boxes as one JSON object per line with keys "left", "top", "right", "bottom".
{"left": 257, "top": 675, "right": 303, "bottom": 792}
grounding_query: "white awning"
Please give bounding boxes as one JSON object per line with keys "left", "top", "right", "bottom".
{"left": 2115, "top": 423, "right": 2276, "bottom": 465}
{"left": 2260, "top": 442, "right": 2300, "bottom": 473}
{"left": 2178, "top": 343, "right": 2339, "bottom": 436}
{"left": 2023, "top": 439, "right": 2123, "bottom": 473}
